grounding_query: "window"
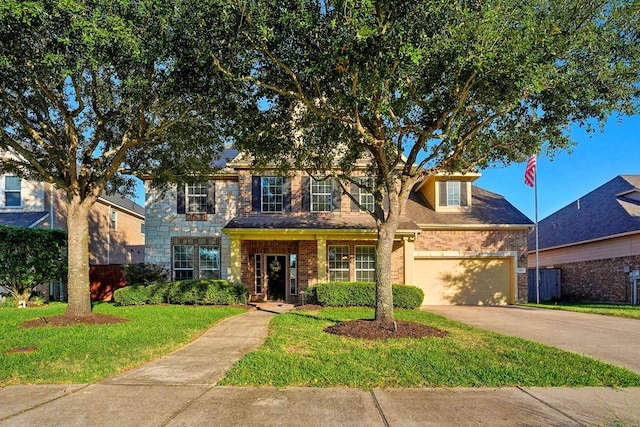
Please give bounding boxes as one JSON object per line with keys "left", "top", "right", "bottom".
{"left": 311, "top": 179, "right": 332, "bottom": 212}
{"left": 173, "top": 245, "right": 195, "bottom": 280}
{"left": 439, "top": 181, "right": 467, "bottom": 207}
{"left": 255, "top": 254, "right": 263, "bottom": 294}
{"left": 358, "top": 178, "right": 375, "bottom": 213}
{"left": 199, "top": 245, "right": 220, "bottom": 279}
{"left": 289, "top": 254, "right": 297, "bottom": 295}
{"left": 261, "top": 177, "right": 283, "bottom": 212}
{"left": 355, "top": 246, "right": 376, "bottom": 282}
{"left": 186, "top": 183, "right": 208, "bottom": 213}
{"left": 328, "top": 245, "right": 350, "bottom": 282}
{"left": 141, "top": 221, "right": 145, "bottom": 235}
{"left": 4, "top": 176, "right": 21, "bottom": 207}
{"left": 111, "top": 209, "right": 117, "bottom": 230}
{"left": 447, "top": 181, "right": 460, "bottom": 206}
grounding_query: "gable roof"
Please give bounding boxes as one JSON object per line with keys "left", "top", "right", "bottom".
{"left": 529, "top": 175, "right": 640, "bottom": 251}
{"left": 405, "top": 185, "right": 533, "bottom": 227}
{"left": 99, "top": 193, "right": 145, "bottom": 218}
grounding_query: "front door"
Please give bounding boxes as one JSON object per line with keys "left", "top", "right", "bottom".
{"left": 266, "top": 255, "right": 287, "bottom": 301}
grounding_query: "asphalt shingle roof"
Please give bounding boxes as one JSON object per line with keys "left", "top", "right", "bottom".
{"left": 528, "top": 175, "right": 640, "bottom": 250}
{"left": 0, "top": 212, "right": 48, "bottom": 227}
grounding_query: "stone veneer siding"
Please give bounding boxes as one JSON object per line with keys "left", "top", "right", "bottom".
{"left": 414, "top": 228, "right": 530, "bottom": 303}
{"left": 556, "top": 255, "right": 640, "bottom": 303}
{"left": 144, "top": 180, "right": 238, "bottom": 278}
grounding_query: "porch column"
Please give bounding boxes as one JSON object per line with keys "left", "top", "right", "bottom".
{"left": 316, "top": 235, "right": 327, "bottom": 284}
{"left": 229, "top": 236, "right": 241, "bottom": 282}
{"left": 403, "top": 236, "right": 415, "bottom": 285}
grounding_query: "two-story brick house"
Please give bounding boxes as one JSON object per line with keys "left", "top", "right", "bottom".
{"left": 145, "top": 149, "right": 533, "bottom": 305}
{"left": 0, "top": 173, "right": 145, "bottom": 300}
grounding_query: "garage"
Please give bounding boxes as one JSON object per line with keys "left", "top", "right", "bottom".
{"left": 414, "top": 257, "right": 513, "bottom": 305}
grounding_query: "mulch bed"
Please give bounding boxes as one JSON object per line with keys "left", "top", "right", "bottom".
{"left": 324, "top": 319, "right": 449, "bottom": 340}
{"left": 20, "top": 314, "right": 129, "bottom": 329}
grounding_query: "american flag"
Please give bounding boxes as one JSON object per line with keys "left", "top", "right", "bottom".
{"left": 524, "top": 155, "right": 536, "bottom": 187}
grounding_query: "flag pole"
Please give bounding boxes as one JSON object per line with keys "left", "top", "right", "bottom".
{"left": 535, "top": 160, "right": 540, "bottom": 304}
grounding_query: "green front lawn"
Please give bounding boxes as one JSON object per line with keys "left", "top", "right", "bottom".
{"left": 521, "top": 302, "right": 640, "bottom": 320}
{"left": 220, "top": 308, "right": 640, "bottom": 389}
{"left": 0, "top": 303, "right": 245, "bottom": 385}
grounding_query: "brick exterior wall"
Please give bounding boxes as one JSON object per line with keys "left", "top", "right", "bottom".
{"left": 556, "top": 255, "right": 640, "bottom": 303}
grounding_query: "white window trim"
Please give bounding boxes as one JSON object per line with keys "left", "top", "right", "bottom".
{"left": 4, "top": 175, "right": 22, "bottom": 208}
{"left": 173, "top": 245, "right": 195, "bottom": 280}
{"left": 310, "top": 178, "right": 332, "bottom": 212}
{"left": 186, "top": 183, "right": 208, "bottom": 214}
{"left": 355, "top": 245, "right": 376, "bottom": 282}
{"left": 328, "top": 245, "right": 350, "bottom": 282}
{"left": 261, "top": 177, "right": 284, "bottom": 212}
{"left": 198, "top": 245, "right": 221, "bottom": 278}
{"left": 289, "top": 254, "right": 298, "bottom": 295}
{"left": 358, "top": 178, "right": 375, "bottom": 213}
{"left": 447, "top": 181, "right": 461, "bottom": 206}
{"left": 255, "top": 254, "right": 263, "bottom": 294}
{"left": 111, "top": 209, "right": 118, "bottom": 230}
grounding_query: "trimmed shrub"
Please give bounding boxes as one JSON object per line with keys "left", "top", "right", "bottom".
{"left": 313, "top": 282, "right": 424, "bottom": 309}
{"left": 121, "top": 263, "right": 169, "bottom": 286}
{"left": 113, "top": 280, "right": 249, "bottom": 306}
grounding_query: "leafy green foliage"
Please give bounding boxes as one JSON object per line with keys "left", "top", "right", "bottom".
{"left": 113, "top": 279, "right": 250, "bottom": 306}
{"left": 0, "top": 225, "right": 67, "bottom": 301}
{"left": 220, "top": 308, "right": 640, "bottom": 388}
{"left": 313, "top": 282, "right": 423, "bottom": 309}
{"left": 0, "top": 303, "right": 245, "bottom": 385}
{"left": 121, "top": 263, "right": 169, "bottom": 286}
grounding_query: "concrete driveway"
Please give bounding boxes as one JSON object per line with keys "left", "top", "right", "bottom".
{"left": 426, "top": 305, "right": 640, "bottom": 374}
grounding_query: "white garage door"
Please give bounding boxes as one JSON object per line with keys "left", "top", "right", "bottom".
{"left": 415, "top": 258, "right": 513, "bottom": 305}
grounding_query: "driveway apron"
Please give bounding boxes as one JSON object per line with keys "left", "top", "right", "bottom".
{"left": 426, "top": 305, "right": 640, "bottom": 374}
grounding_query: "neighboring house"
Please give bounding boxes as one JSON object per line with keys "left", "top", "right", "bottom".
{"left": 528, "top": 175, "right": 640, "bottom": 303}
{"left": 0, "top": 173, "right": 145, "bottom": 300}
{"left": 145, "top": 149, "right": 532, "bottom": 306}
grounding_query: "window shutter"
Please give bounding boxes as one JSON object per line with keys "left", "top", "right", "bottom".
{"left": 283, "top": 177, "right": 292, "bottom": 212}
{"left": 177, "top": 184, "right": 185, "bottom": 214}
{"left": 460, "top": 182, "right": 468, "bottom": 206}
{"left": 350, "top": 182, "right": 360, "bottom": 212}
{"left": 301, "top": 176, "right": 310, "bottom": 211}
{"left": 439, "top": 181, "right": 448, "bottom": 207}
{"left": 252, "top": 176, "right": 262, "bottom": 212}
{"left": 331, "top": 178, "right": 342, "bottom": 212}
{"left": 206, "top": 182, "right": 216, "bottom": 214}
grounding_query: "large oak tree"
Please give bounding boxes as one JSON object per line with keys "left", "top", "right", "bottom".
{"left": 205, "top": 0, "right": 639, "bottom": 325}
{"left": 0, "top": 0, "right": 232, "bottom": 315}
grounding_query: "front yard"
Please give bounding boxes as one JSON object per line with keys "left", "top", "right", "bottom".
{"left": 0, "top": 303, "right": 245, "bottom": 385}
{"left": 220, "top": 307, "right": 640, "bottom": 389}
{"left": 521, "top": 302, "right": 640, "bottom": 319}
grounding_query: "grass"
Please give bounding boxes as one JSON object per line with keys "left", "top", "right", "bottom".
{"left": 0, "top": 302, "right": 245, "bottom": 385}
{"left": 220, "top": 307, "right": 640, "bottom": 389}
{"left": 521, "top": 302, "right": 640, "bottom": 320}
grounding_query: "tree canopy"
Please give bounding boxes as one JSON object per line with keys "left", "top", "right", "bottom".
{"left": 203, "top": 0, "right": 640, "bottom": 324}
{"left": 0, "top": 0, "right": 231, "bottom": 315}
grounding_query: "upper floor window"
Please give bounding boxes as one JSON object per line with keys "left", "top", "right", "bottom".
{"left": 110, "top": 209, "right": 118, "bottom": 230}
{"left": 140, "top": 221, "right": 146, "bottom": 235}
{"left": 358, "top": 178, "right": 375, "bottom": 213}
{"left": 4, "top": 176, "right": 21, "bottom": 207}
{"left": 439, "top": 181, "right": 468, "bottom": 207}
{"left": 311, "top": 179, "right": 332, "bottom": 212}
{"left": 262, "top": 177, "right": 283, "bottom": 212}
{"left": 187, "top": 183, "right": 208, "bottom": 213}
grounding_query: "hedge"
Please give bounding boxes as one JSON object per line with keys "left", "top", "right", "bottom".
{"left": 310, "top": 282, "right": 423, "bottom": 309}
{"left": 113, "top": 279, "right": 249, "bottom": 306}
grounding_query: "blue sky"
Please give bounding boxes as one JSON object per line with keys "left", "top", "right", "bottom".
{"left": 134, "top": 114, "right": 639, "bottom": 221}
{"left": 476, "top": 114, "right": 640, "bottom": 221}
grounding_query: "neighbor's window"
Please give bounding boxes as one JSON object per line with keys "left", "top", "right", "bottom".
{"left": 355, "top": 246, "right": 376, "bottom": 282}
{"left": 4, "top": 176, "right": 21, "bottom": 207}
{"left": 173, "top": 245, "right": 194, "bottom": 280}
{"left": 311, "top": 179, "right": 332, "bottom": 212}
{"left": 199, "top": 245, "right": 220, "bottom": 279}
{"left": 186, "top": 183, "right": 208, "bottom": 213}
{"left": 261, "top": 177, "right": 283, "bottom": 212}
{"left": 328, "top": 245, "right": 350, "bottom": 282}
{"left": 141, "top": 221, "right": 145, "bottom": 235}
{"left": 359, "top": 178, "right": 375, "bottom": 213}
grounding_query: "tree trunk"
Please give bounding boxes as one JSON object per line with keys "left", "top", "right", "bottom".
{"left": 375, "top": 214, "right": 400, "bottom": 327}
{"left": 65, "top": 197, "right": 92, "bottom": 316}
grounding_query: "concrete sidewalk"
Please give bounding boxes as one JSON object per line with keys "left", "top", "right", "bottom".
{"left": 2, "top": 307, "right": 640, "bottom": 426}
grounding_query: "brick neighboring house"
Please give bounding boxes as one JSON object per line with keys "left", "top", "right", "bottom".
{"left": 145, "top": 149, "right": 532, "bottom": 305}
{"left": 528, "top": 175, "right": 640, "bottom": 303}
{"left": 0, "top": 173, "right": 145, "bottom": 301}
